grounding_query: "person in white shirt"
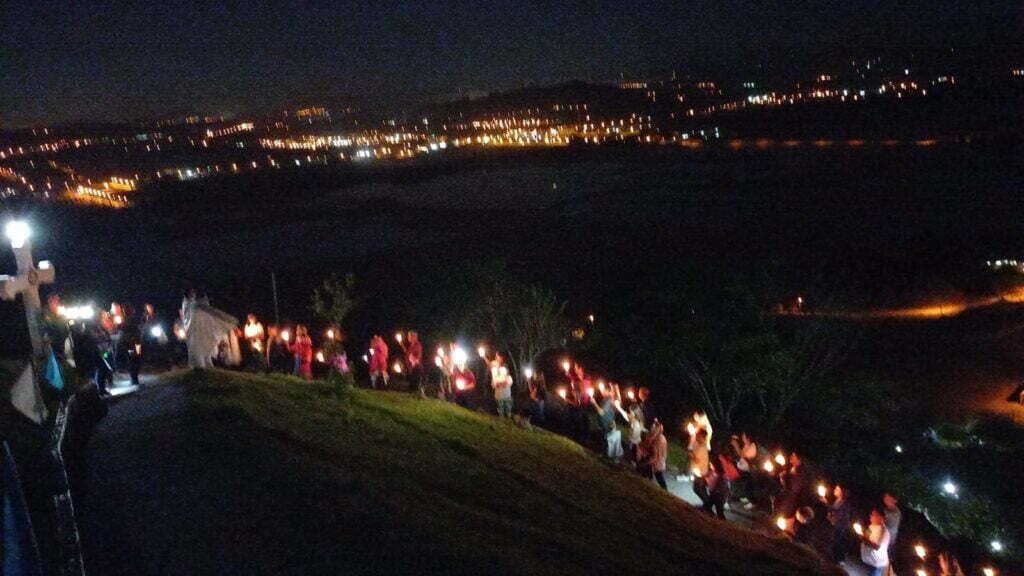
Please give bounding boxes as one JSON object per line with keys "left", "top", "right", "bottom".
{"left": 615, "top": 403, "right": 646, "bottom": 464}
{"left": 858, "top": 509, "right": 891, "bottom": 576}
{"left": 490, "top": 357, "right": 514, "bottom": 418}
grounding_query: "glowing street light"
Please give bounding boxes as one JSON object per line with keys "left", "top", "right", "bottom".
{"left": 942, "top": 480, "right": 958, "bottom": 496}
{"left": 4, "top": 220, "right": 30, "bottom": 249}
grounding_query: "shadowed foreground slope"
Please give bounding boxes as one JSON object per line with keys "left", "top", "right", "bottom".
{"left": 79, "top": 370, "right": 841, "bottom": 575}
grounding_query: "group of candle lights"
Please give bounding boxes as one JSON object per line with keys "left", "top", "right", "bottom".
{"left": 768, "top": 478, "right": 1000, "bottom": 576}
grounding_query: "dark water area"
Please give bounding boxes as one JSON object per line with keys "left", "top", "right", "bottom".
{"left": 2, "top": 143, "right": 1023, "bottom": 355}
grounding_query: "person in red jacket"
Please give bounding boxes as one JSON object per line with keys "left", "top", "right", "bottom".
{"left": 451, "top": 364, "right": 476, "bottom": 408}
{"left": 290, "top": 325, "right": 314, "bottom": 379}
{"left": 368, "top": 334, "right": 390, "bottom": 388}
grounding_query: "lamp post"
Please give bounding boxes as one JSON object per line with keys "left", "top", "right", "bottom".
{"left": 0, "top": 220, "right": 56, "bottom": 358}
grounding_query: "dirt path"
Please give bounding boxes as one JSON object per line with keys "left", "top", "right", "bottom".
{"left": 76, "top": 380, "right": 459, "bottom": 576}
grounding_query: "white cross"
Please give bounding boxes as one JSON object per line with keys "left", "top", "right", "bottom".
{"left": 1, "top": 233, "right": 56, "bottom": 357}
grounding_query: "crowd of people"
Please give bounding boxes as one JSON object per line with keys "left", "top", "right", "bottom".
{"left": 40, "top": 294, "right": 171, "bottom": 394}
{"left": 42, "top": 294, "right": 999, "bottom": 576}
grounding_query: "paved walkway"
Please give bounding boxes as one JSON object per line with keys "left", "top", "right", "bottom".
{"left": 661, "top": 468, "right": 870, "bottom": 576}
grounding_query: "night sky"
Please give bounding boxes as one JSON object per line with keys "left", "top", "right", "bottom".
{"left": 3, "top": 0, "right": 1020, "bottom": 127}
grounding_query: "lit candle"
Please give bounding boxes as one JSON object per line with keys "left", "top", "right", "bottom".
{"left": 315, "top": 351, "right": 325, "bottom": 363}
{"left": 326, "top": 328, "right": 335, "bottom": 340}
{"left": 763, "top": 461, "right": 775, "bottom": 473}
{"left": 524, "top": 367, "right": 534, "bottom": 379}
{"left": 585, "top": 387, "right": 595, "bottom": 397}
{"left": 626, "top": 389, "right": 635, "bottom": 400}
{"left": 915, "top": 570, "right": 927, "bottom": 576}
{"left": 477, "top": 345, "right": 486, "bottom": 358}
{"left": 455, "top": 378, "right": 466, "bottom": 390}
{"left": 561, "top": 359, "right": 571, "bottom": 373}
{"left": 437, "top": 346, "right": 446, "bottom": 357}
{"left": 597, "top": 380, "right": 605, "bottom": 392}
{"left": 817, "top": 484, "right": 827, "bottom": 499}
{"left": 852, "top": 523, "right": 863, "bottom": 536}
{"left": 434, "top": 356, "right": 443, "bottom": 368}
{"left": 392, "top": 362, "right": 402, "bottom": 374}
{"left": 687, "top": 422, "right": 696, "bottom": 436}
{"left": 282, "top": 330, "right": 290, "bottom": 342}
{"left": 983, "top": 567, "right": 996, "bottom": 576}
{"left": 914, "top": 544, "right": 927, "bottom": 560}
{"left": 395, "top": 332, "right": 403, "bottom": 343}
{"left": 557, "top": 388, "right": 567, "bottom": 399}
{"left": 774, "top": 452, "right": 786, "bottom": 466}
{"left": 776, "top": 516, "right": 787, "bottom": 531}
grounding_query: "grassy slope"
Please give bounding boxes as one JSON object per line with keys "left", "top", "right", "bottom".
{"left": 179, "top": 369, "right": 841, "bottom": 576}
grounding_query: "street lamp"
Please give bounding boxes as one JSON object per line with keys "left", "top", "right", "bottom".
{"left": 5, "top": 220, "right": 30, "bottom": 249}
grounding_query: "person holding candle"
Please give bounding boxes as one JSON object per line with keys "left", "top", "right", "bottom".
{"left": 690, "top": 429, "right": 712, "bottom": 503}
{"left": 636, "top": 387, "right": 655, "bottom": 426}
{"left": 591, "top": 387, "right": 623, "bottom": 460}
{"left": 368, "top": 334, "right": 389, "bottom": 388}
{"left": 824, "top": 484, "right": 852, "bottom": 563}
{"left": 640, "top": 420, "right": 668, "bottom": 489}
{"left": 527, "top": 370, "right": 547, "bottom": 423}
{"left": 266, "top": 326, "right": 291, "bottom": 374}
{"left": 777, "top": 451, "right": 810, "bottom": 517}
{"left": 290, "top": 325, "right": 313, "bottom": 379}
{"left": 857, "top": 509, "right": 891, "bottom": 576}
{"left": 616, "top": 402, "right": 646, "bottom": 465}
{"left": 729, "top": 432, "right": 760, "bottom": 509}
{"left": 702, "top": 457, "right": 729, "bottom": 519}
{"left": 490, "top": 355, "right": 514, "bottom": 418}
{"left": 687, "top": 411, "right": 713, "bottom": 451}
{"left": 451, "top": 363, "right": 477, "bottom": 408}
{"left": 882, "top": 492, "right": 902, "bottom": 555}
{"left": 403, "top": 331, "right": 424, "bottom": 394}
